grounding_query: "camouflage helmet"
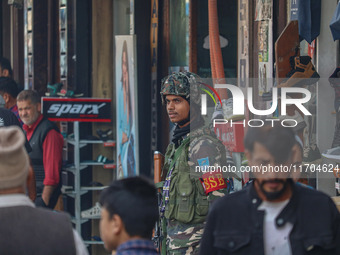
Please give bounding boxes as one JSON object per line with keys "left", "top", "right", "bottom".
{"left": 160, "top": 71, "right": 202, "bottom": 105}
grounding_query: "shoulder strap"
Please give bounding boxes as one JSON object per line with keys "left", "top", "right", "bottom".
{"left": 168, "top": 136, "right": 191, "bottom": 171}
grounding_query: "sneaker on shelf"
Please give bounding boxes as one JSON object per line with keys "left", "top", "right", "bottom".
{"left": 278, "top": 56, "right": 320, "bottom": 88}
{"left": 81, "top": 202, "right": 101, "bottom": 219}
{"left": 46, "top": 83, "right": 63, "bottom": 97}
{"left": 279, "top": 110, "right": 307, "bottom": 132}
{"left": 303, "top": 145, "right": 322, "bottom": 164}
{"left": 96, "top": 129, "right": 113, "bottom": 141}
{"left": 57, "top": 90, "right": 84, "bottom": 98}
{"left": 222, "top": 98, "right": 245, "bottom": 121}
{"left": 97, "top": 155, "right": 108, "bottom": 163}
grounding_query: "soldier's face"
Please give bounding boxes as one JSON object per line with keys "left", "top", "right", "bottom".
{"left": 165, "top": 95, "right": 190, "bottom": 125}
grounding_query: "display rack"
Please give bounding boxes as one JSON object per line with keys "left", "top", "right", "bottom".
{"left": 42, "top": 96, "right": 113, "bottom": 248}
{"left": 64, "top": 121, "right": 115, "bottom": 243}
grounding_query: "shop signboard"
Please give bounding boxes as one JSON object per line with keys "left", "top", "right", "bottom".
{"left": 41, "top": 97, "right": 111, "bottom": 122}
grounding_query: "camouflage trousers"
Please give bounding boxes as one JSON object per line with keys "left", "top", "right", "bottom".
{"left": 165, "top": 219, "right": 205, "bottom": 255}
{"left": 166, "top": 245, "right": 200, "bottom": 255}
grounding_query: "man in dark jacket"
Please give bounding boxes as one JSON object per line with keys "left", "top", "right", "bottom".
{"left": 199, "top": 125, "right": 340, "bottom": 255}
{"left": 17, "top": 90, "right": 63, "bottom": 209}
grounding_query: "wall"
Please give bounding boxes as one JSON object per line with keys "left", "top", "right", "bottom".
{"left": 92, "top": 0, "right": 114, "bottom": 254}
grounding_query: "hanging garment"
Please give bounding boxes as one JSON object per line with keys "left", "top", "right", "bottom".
{"left": 298, "top": 0, "right": 321, "bottom": 44}
{"left": 330, "top": 1, "right": 340, "bottom": 41}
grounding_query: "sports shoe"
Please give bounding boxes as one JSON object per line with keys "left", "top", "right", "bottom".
{"left": 46, "top": 83, "right": 63, "bottom": 96}
{"left": 303, "top": 144, "right": 322, "bottom": 164}
{"left": 278, "top": 56, "right": 320, "bottom": 88}
{"left": 279, "top": 110, "right": 306, "bottom": 132}
{"left": 57, "top": 90, "right": 84, "bottom": 98}
{"left": 81, "top": 202, "right": 101, "bottom": 218}
{"left": 97, "top": 155, "right": 108, "bottom": 163}
{"left": 222, "top": 98, "right": 245, "bottom": 121}
{"left": 96, "top": 155, "right": 114, "bottom": 164}
{"left": 96, "top": 129, "right": 113, "bottom": 141}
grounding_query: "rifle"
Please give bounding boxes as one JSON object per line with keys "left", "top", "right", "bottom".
{"left": 153, "top": 151, "right": 166, "bottom": 254}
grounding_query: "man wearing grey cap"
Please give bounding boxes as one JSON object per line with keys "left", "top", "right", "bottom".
{"left": 0, "top": 126, "right": 88, "bottom": 255}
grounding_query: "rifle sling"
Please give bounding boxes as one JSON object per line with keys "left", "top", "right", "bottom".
{"left": 155, "top": 136, "right": 190, "bottom": 190}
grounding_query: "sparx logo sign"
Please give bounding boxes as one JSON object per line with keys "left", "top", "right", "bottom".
{"left": 199, "top": 84, "right": 312, "bottom": 128}
{"left": 47, "top": 103, "right": 106, "bottom": 116}
{"left": 42, "top": 97, "right": 111, "bottom": 122}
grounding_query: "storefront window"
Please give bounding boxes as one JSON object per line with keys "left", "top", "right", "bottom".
{"left": 169, "top": 0, "right": 189, "bottom": 67}
{"left": 114, "top": 0, "right": 130, "bottom": 35}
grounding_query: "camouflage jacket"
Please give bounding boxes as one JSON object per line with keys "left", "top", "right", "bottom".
{"left": 161, "top": 125, "right": 229, "bottom": 254}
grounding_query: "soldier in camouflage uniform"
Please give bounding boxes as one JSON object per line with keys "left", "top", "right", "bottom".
{"left": 159, "top": 71, "right": 231, "bottom": 255}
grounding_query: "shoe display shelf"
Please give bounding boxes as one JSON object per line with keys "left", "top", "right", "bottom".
{"left": 64, "top": 121, "right": 115, "bottom": 245}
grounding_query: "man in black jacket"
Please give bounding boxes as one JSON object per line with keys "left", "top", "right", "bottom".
{"left": 199, "top": 125, "right": 340, "bottom": 255}
{"left": 17, "top": 90, "right": 63, "bottom": 208}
